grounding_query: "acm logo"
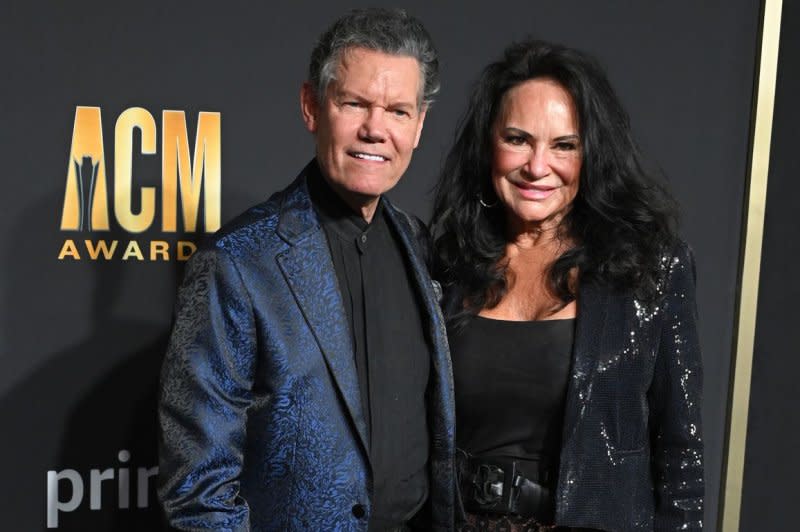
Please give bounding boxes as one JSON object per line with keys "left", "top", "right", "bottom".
{"left": 57, "top": 106, "right": 221, "bottom": 261}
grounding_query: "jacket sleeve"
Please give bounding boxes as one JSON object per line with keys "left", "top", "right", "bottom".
{"left": 648, "top": 243, "right": 705, "bottom": 531}
{"left": 157, "top": 247, "right": 257, "bottom": 532}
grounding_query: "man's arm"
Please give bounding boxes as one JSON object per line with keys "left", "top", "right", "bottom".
{"left": 158, "top": 248, "right": 257, "bottom": 532}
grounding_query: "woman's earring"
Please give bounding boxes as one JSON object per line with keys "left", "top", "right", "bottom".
{"left": 478, "top": 192, "right": 498, "bottom": 208}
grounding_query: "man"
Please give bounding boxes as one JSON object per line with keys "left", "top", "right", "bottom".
{"left": 157, "top": 9, "right": 455, "bottom": 532}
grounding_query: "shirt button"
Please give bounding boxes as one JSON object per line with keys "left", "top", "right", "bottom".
{"left": 360, "top": 234, "right": 367, "bottom": 243}
{"left": 351, "top": 503, "right": 366, "bottom": 519}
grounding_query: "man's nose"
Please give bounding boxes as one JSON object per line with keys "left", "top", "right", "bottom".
{"left": 358, "top": 108, "right": 387, "bottom": 142}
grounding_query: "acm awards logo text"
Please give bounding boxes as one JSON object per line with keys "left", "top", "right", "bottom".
{"left": 57, "top": 106, "right": 221, "bottom": 261}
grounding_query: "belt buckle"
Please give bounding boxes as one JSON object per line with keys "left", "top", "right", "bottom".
{"left": 472, "top": 463, "right": 505, "bottom": 507}
{"left": 471, "top": 460, "right": 519, "bottom": 514}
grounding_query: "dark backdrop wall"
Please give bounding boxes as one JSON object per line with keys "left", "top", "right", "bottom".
{"left": 741, "top": 1, "right": 798, "bottom": 531}
{"left": 0, "top": 1, "right": 761, "bottom": 530}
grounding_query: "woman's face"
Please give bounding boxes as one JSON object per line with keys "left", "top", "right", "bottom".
{"left": 490, "top": 77, "right": 582, "bottom": 234}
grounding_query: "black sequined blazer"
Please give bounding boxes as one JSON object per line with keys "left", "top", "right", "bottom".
{"left": 552, "top": 242, "right": 704, "bottom": 531}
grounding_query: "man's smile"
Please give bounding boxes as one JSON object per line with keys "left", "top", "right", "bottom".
{"left": 348, "top": 151, "right": 389, "bottom": 162}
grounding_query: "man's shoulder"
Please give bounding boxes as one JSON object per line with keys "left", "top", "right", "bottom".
{"left": 382, "top": 198, "right": 432, "bottom": 268}
{"left": 217, "top": 193, "right": 283, "bottom": 241}
{"left": 201, "top": 172, "right": 311, "bottom": 259}
{"left": 382, "top": 198, "right": 428, "bottom": 238}
{"left": 205, "top": 192, "right": 283, "bottom": 254}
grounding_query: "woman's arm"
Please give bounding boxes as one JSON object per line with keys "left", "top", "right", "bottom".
{"left": 648, "top": 243, "right": 705, "bottom": 531}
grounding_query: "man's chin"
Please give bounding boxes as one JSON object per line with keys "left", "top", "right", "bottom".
{"left": 342, "top": 175, "right": 401, "bottom": 198}
{"left": 341, "top": 188, "right": 384, "bottom": 207}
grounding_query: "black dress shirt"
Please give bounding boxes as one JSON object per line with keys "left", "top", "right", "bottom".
{"left": 308, "top": 163, "right": 431, "bottom": 530}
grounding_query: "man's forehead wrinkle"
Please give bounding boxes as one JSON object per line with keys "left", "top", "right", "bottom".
{"left": 332, "top": 47, "right": 422, "bottom": 108}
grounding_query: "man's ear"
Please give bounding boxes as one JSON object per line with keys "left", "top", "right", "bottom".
{"left": 412, "top": 105, "right": 428, "bottom": 148}
{"left": 300, "top": 82, "right": 319, "bottom": 133}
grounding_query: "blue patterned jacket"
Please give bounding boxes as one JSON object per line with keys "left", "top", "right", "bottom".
{"left": 158, "top": 164, "right": 456, "bottom": 531}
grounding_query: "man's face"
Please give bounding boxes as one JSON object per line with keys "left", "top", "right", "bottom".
{"left": 301, "top": 47, "right": 427, "bottom": 219}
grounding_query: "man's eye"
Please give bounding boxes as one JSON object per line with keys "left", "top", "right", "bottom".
{"left": 392, "top": 109, "right": 410, "bottom": 118}
{"left": 343, "top": 101, "right": 363, "bottom": 108}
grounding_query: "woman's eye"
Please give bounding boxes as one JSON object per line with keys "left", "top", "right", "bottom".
{"left": 555, "top": 142, "right": 578, "bottom": 151}
{"left": 505, "top": 136, "right": 525, "bottom": 145}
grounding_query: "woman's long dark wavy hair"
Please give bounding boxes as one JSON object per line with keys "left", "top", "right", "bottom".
{"left": 431, "top": 40, "right": 679, "bottom": 328}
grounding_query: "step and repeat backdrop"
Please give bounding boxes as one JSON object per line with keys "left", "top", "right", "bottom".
{"left": 1, "top": 1, "right": 762, "bottom": 530}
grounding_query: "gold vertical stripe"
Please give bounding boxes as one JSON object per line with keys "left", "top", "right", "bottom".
{"left": 721, "top": 0, "right": 783, "bottom": 530}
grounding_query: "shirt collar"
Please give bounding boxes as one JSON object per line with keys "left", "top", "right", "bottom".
{"left": 307, "top": 159, "right": 384, "bottom": 238}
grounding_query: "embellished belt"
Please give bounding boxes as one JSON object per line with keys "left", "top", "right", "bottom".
{"left": 456, "top": 449, "right": 556, "bottom": 522}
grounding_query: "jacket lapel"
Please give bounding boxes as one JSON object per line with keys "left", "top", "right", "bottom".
{"left": 383, "top": 202, "right": 453, "bottom": 406}
{"left": 561, "top": 280, "right": 610, "bottom": 445}
{"left": 275, "top": 171, "right": 370, "bottom": 457}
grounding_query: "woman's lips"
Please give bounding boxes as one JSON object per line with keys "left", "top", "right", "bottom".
{"left": 513, "top": 181, "right": 557, "bottom": 200}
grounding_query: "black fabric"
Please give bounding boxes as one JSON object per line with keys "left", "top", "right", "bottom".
{"left": 450, "top": 317, "right": 574, "bottom": 526}
{"left": 308, "top": 163, "right": 431, "bottom": 530}
{"left": 451, "top": 317, "right": 574, "bottom": 467}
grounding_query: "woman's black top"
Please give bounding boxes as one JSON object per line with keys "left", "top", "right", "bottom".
{"left": 451, "top": 315, "right": 575, "bottom": 480}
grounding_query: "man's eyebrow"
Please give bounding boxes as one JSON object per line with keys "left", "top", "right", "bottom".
{"left": 334, "top": 89, "right": 367, "bottom": 101}
{"left": 388, "top": 101, "right": 416, "bottom": 110}
{"left": 334, "top": 90, "right": 417, "bottom": 110}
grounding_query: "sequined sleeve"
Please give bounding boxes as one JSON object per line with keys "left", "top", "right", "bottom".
{"left": 157, "top": 247, "right": 256, "bottom": 531}
{"left": 648, "top": 243, "right": 705, "bottom": 530}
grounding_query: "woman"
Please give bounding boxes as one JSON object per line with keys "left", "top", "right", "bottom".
{"left": 432, "top": 40, "right": 703, "bottom": 532}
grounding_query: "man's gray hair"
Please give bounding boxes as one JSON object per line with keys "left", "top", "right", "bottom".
{"left": 309, "top": 8, "right": 440, "bottom": 108}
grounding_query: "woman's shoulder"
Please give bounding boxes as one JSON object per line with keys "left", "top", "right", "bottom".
{"left": 660, "top": 239, "right": 697, "bottom": 284}
{"left": 634, "top": 238, "right": 697, "bottom": 310}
